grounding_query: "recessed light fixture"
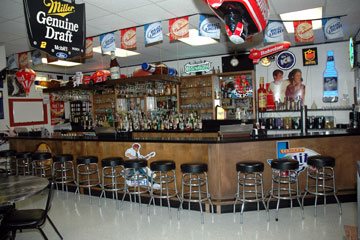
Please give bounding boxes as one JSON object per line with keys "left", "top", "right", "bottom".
{"left": 93, "top": 46, "right": 140, "bottom": 57}
{"left": 168, "top": 29, "right": 218, "bottom": 46}
{"left": 42, "top": 58, "right": 82, "bottom": 67}
{"left": 280, "top": 7, "right": 322, "bottom": 33}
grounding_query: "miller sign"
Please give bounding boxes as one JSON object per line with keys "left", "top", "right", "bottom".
{"left": 23, "top": 0, "right": 86, "bottom": 58}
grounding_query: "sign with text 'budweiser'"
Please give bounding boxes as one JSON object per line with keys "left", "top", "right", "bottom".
{"left": 23, "top": 0, "right": 86, "bottom": 59}
{"left": 169, "top": 17, "right": 189, "bottom": 40}
{"left": 121, "top": 28, "right": 137, "bottom": 49}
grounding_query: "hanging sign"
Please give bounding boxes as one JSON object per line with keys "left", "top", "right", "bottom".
{"left": 322, "top": 17, "right": 343, "bottom": 40}
{"left": 100, "top": 32, "right": 116, "bottom": 53}
{"left": 169, "top": 17, "right": 189, "bottom": 40}
{"left": 15, "top": 68, "right": 36, "bottom": 95}
{"left": 50, "top": 93, "right": 65, "bottom": 125}
{"left": 121, "top": 28, "right": 137, "bottom": 49}
{"left": 302, "top": 48, "right": 318, "bottom": 66}
{"left": 294, "top": 20, "right": 314, "bottom": 42}
{"left": 184, "top": 61, "right": 211, "bottom": 73}
{"left": 144, "top": 22, "right": 163, "bottom": 45}
{"left": 31, "top": 50, "right": 43, "bottom": 66}
{"left": 84, "top": 37, "right": 93, "bottom": 58}
{"left": 249, "top": 41, "right": 291, "bottom": 64}
{"left": 18, "top": 52, "right": 29, "bottom": 69}
{"left": 22, "top": 0, "right": 86, "bottom": 58}
{"left": 199, "top": 15, "right": 221, "bottom": 39}
{"left": 264, "top": 21, "right": 284, "bottom": 43}
{"left": 7, "top": 55, "right": 17, "bottom": 70}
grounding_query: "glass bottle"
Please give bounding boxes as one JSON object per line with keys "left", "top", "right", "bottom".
{"left": 258, "top": 77, "right": 267, "bottom": 112}
{"left": 110, "top": 51, "right": 121, "bottom": 80}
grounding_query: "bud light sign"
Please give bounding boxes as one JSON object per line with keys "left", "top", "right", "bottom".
{"left": 199, "top": 15, "right": 220, "bottom": 39}
{"left": 144, "top": 21, "right": 163, "bottom": 45}
{"left": 322, "top": 17, "right": 343, "bottom": 40}
{"left": 100, "top": 32, "right": 116, "bottom": 53}
{"left": 264, "top": 21, "right": 284, "bottom": 43}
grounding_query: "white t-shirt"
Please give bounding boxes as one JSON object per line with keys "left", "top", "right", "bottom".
{"left": 269, "top": 80, "right": 290, "bottom": 102}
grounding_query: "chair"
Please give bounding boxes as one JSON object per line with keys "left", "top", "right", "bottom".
{"left": 3, "top": 182, "right": 63, "bottom": 240}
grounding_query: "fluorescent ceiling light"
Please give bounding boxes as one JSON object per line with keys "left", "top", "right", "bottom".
{"left": 42, "top": 58, "right": 82, "bottom": 67}
{"left": 93, "top": 46, "right": 140, "bottom": 57}
{"left": 168, "top": 29, "right": 218, "bottom": 46}
{"left": 280, "top": 7, "right": 322, "bottom": 33}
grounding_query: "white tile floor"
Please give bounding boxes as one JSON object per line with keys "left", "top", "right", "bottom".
{"left": 12, "top": 190, "right": 356, "bottom": 240}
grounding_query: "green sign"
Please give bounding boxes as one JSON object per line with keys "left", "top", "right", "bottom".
{"left": 184, "top": 61, "right": 211, "bottom": 73}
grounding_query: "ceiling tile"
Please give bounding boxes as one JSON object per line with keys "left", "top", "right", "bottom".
{"left": 84, "top": 3, "right": 112, "bottom": 20}
{"left": 0, "top": 32, "right": 23, "bottom": 42}
{"left": 156, "top": 0, "right": 212, "bottom": 17}
{"left": 85, "top": 0, "right": 153, "bottom": 13}
{"left": 0, "top": 0, "right": 24, "bottom": 20}
{"left": 87, "top": 14, "right": 137, "bottom": 32}
{"left": 0, "top": 20, "right": 27, "bottom": 37}
{"left": 269, "top": 0, "right": 325, "bottom": 14}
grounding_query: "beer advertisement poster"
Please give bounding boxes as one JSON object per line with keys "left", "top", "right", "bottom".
{"left": 293, "top": 20, "right": 314, "bottom": 43}
{"left": 7, "top": 55, "right": 17, "bottom": 70}
{"left": 264, "top": 21, "right": 284, "bottom": 43}
{"left": 84, "top": 37, "right": 93, "bottom": 58}
{"left": 50, "top": 93, "right": 65, "bottom": 125}
{"left": 144, "top": 22, "right": 163, "bottom": 45}
{"left": 322, "top": 17, "right": 344, "bottom": 40}
{"left": 121, "top": 28, "right": 137, "bottom": 49}
{"left": 100, "top": 32, "right": 116, "bottom": 53}
{"left": 199, "top": 15, "right": 221, "bottom": 39}
{"left": 22, "top": 0, "right": 86, "bottom": 59}
{"left": 302, "top": 48, "right": 318, "bottom": 66}
{"left": 169, "top": 17, "right": 189, "bottom": 40}
{"left": 31, "top": 50, "right": 43, "bottom": 66}
{"left": 18, "top": 52, "right": 29, "bottom": 69}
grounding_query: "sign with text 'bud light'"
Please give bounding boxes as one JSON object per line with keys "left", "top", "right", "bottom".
{"left": 144, "top": 22, "right": 163, "bottom": 45}
{"left": 264, "top": 21, "right": 284, "bottom": 43}
{"left": 100, "top": 32, "right": 116, "bottom": 53}
{"left": 322, "top": 17, "right": 344, "bottom": 40}
{"left": 199, "top": 15, "right": 221, "bottom": 39}
{"left": 22, "top": 0, "right": 86, "bottom": 59}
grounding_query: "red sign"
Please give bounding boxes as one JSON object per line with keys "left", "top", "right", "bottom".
{"left": 50, "top": 94, "right": 65, "bottom": 125}
{"left": 18, "top": 52, "right": 29, "bottom": 69}
{"left": 15, "top": 68, "right": 36, "bottom": 94}
{"left": 294, "top": 20, "right": 314, "bottom": 42}
{"left": 249, "top": 41, "right": 291, "bottom": 64}
{"left": 84, "top": 37, "right": 93, "bottom": 58}
{"left": 169, "top": 17, "right": 189, "bottom": 40}
{"left": 121, "top": 28, "right": 137, "bottom": 49}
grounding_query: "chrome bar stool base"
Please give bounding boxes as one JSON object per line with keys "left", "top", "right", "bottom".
{"left": 52, "top": 154, "right": 76, "bottom": 192}
{"left": 76, "top": 156, "right": 100, "bottom": 204}
{"left": 32, "top": 153, "right": 52, "bottom": 179}
{"left": 302, "top": 155, "right": 342, "bottom": 216}
{"left": 16, "top": 152, "right": 32, "bottom": 176}
{"left": 0, "top": 150, "right": 17, "bottom": 176}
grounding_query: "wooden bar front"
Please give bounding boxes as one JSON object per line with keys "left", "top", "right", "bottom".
{"left": 9, "top": 134, "right": 360, "bottom": 203}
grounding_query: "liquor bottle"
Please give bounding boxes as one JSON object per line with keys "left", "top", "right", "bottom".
{"left": 323, "top": 51, "right": 339, "bottom": 102}
{"left": 265, "top": 83, "right": 275, "bottom": 110}
{"left": 110, "top": 51, "right": 121, "bottom": 80}
{"left": 141, "top": 62, "right": 178, "bottom": 76}
{"left": 258, "top": 77, "right": 267, "bottom": 112}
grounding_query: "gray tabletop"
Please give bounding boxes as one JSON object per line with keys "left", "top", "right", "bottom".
{"left": 0, "top": 176, "right": 49, "bottom": 206}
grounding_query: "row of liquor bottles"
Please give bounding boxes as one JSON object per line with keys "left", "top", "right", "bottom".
{"left": 94, "top": 110, "right": 203, "bottom": 131}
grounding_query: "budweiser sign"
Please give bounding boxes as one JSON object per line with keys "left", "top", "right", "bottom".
{"left": 249, "top": 41, "right": 291, "bottom": 64}
{"left": 169, "top": 17, "right": 189, "bottom": 40}
{"left": 121, "top": 28, "right": 137, "bottom": 49}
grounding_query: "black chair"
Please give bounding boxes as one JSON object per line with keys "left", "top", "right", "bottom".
{"left": 4, "top": 182, "right": 63, "bottom": 240}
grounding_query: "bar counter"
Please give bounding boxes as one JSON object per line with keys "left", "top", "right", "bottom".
{"left": 8, "top": 131, "right": 360, "bottom": 206}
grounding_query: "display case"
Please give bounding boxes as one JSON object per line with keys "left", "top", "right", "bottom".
{"left": 179, "top": 74, "right": 215, "bottom": 119}
{"left": 216, "top": 71, "right": 256, "bottom": 120}
{"left": 92, "top": 88, "right": 117, "bottom": 126}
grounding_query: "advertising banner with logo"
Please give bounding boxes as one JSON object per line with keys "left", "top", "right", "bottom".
{"left": 31, "top": 50, "right": 43, "bottom": 66}
{"left": 169, "top": 17, "right": 189, "bottom": 40}
{"left": 100, "top": 32, "right": 116, "bottom": 53}
{"left": 121, "top": 28, "right": 137, "bottom": 49}
{"left": 84, "top": 37, "right": 93, "bottom": 58}
{"left": 7, "top": 55, "right": 17, "bottom": 70}
{"left": 322, "top": 17, "right": 343, "bottom": 40}
{"left": 198, "top": 15, "right": 221, "bottom": 39}
{"left": 22, "top": 0, "right": 85, "bottom": 59}
{"left": 264, "top": 21, "right": 284, "bottom": 43}
{"left": 302, "top": 47, "right": 318, "bottom": 66}
{"left": 294, "top": 20, "right": 314, "bottom": 42}
{"left": 18, "top": 52, "right": 29, "bottom": 69}
{"left": 144, "top": 22, "right": 163, "bottom": 45}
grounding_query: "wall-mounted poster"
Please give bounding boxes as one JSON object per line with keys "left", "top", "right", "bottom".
{"left": 302, "top": 48, "right": 318, "bottom": 66}
{"left": 7, "top": 75, "right": 25, "bottom": 97}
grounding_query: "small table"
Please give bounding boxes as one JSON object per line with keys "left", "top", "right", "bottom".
{"left": 0, "top": 176, "right": 49, "bottom": 206}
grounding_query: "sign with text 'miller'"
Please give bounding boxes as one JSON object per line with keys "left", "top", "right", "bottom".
{"left": 23, "top": 0, "right": 86, "bottom": 59}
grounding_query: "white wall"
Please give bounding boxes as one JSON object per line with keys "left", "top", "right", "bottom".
{"left": 255, "top": 41, "right": 355, "bottom": 124}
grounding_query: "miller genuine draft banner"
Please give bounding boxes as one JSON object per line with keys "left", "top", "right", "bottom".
{"left": 23, "top": 0, "right": 86, "bottom": 59}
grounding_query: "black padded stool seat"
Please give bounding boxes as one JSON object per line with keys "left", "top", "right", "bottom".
{"left": 76, "top": 156, "right": 98, "bottom": 165}
{"left": 307, "top": 155, "right": 335, "bottom": 168}
{"left": 271, "top": 159, "right": 299, "bottom": 170}
{"left": 53, "top": 154, "right": 73, "bottom": 163}
{"left": 150, "top": 160, "right": 175, "bottom": 172}
{"left": 181, "top": 163, "right": 207, "bottom": 173}
{"left": 16, "top": 152, "right": 32, "bottom": 159}
{"left": 123, "top": 159, "right": 147, "bottom": 169}
{"left": 236, "top": 161, "right": 264, "bottom": 173}
{"left": 0, "top": 150, "right": 16, "bottom": 157}
{"left": 32, "top": 153, "right": 51, "bottom": 160}
{"left": 101, "top": 157, "right": 124, "bottom": 167}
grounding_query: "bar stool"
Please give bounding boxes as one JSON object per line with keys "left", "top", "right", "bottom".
{"left": 32, "top": 152, "right": 52, "bottom": 178}
{"left": 148, "top": 160, "right": 181, "bottom": 218}
{"left": 15, "top": 152, "right": 32, "bottom": 176}
{"left": 0, "top": 150, "right": 16, "bottom": 175}
{"left": 52, "top": 154, "right": 76, "bottom": 192}
{"left": 121, "top": 159, "right": 149, "bottom": 213}
{"left": 178, "top": 163, "right": 213, "bottom": 224}
{"left": 233, "top": 161, "right": 269, "bottom": 224}
{"left": 302, "top": 155, "right": 342, "bottom": 216}
{"left": 75, "top": 156, "right": 100, "bottom": 203}
{"left": 267, "top": 159, "right": 304, "bottom": 221}
{"left": 99, "top": 157, "right": 125, "bottom": 208}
